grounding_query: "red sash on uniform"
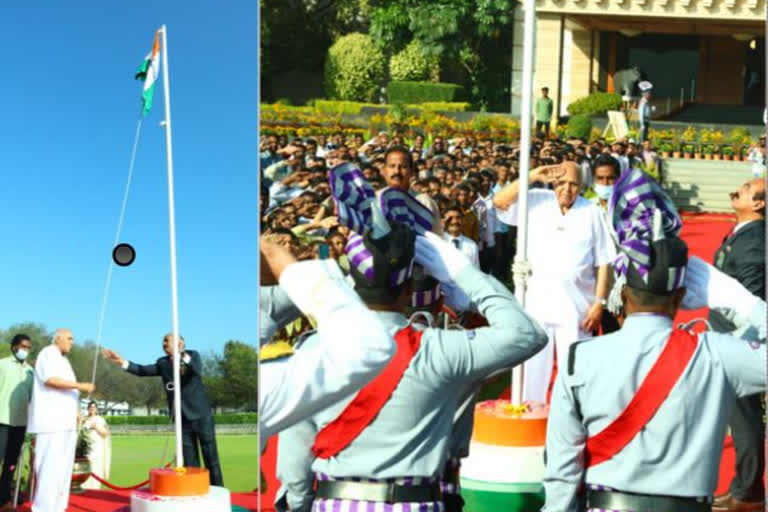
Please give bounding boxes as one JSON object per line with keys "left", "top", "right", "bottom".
{"left": 311, "top": 326, "right": 423, "bottom": 459}
{"left": 584, "top": 329, "right": 698, "bottom": 468}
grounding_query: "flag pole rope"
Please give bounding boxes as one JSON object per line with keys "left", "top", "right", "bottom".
{"left": 88, "top": 117, "right": 144, "bottom": 394}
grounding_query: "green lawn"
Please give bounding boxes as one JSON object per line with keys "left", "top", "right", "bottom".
{"left": 109, "top": 434, "right": 257, "bottom": 493}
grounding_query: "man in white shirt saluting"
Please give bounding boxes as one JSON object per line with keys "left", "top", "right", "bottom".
{"left": 493, "top": 162, "right": 615, "bottom": 404}
{"left": 442, "top": 205, "right": 480, "bottom": 268}
{"left": 28, "top": 329, "right": 94, "bottom": 512}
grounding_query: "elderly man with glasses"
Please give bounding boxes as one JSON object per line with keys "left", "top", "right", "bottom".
{"left": 493, "top": 162, "right": 615, "bottom": 405}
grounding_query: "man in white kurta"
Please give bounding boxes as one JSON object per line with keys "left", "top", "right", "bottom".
{"left": 494, "top": 163, "right": 615, "bottom": 403}
{"left": 28, "top": 329, "right": 94, "bottom": 512}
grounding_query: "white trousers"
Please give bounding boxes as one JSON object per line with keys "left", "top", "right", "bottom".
{"left": 32, "top": 430, "right": 76, "bottom": 512}
{"left": 522, "top": 322, "right": 590, "bottom": 404}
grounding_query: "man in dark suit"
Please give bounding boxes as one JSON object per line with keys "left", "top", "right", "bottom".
{"left": 711, "top": 178, "right": 765, "bottom": 512}
{"left": 103, "top": 334, "right": 224, "bottom": 486}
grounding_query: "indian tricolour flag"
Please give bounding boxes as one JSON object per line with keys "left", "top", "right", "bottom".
{"left": 135, "top": 32, "right": 161, "bottom": 117}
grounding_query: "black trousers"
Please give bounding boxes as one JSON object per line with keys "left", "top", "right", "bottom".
{"left": 728, "top": 393, "right": 765, "bottom": 501}
{"left": 0, "top": 424, "right": 25, "bottom": 504}
{"left": 492, "top": 230, "right": 517, "bottom": 287}
{"left": 182, "top": 414, "right": 224, "bottom": 486}
{"left": 536, "top": 121, "right": 550, "bottom": 136}
{"left": 640, "top": 123, "right": 649, "bottom": 143}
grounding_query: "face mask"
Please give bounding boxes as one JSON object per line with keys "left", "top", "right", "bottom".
{"left": 594, "top": 184, "right": 613, "bottom": 201}
{"left": 14, "top": 349, "right": 28, "bottom": 362}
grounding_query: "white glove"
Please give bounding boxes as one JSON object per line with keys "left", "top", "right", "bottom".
{"left": 415, "top": 231, "right": 471, "bottom": 284}
{"left": 511, "top": 260, "right": 532, "bottom": 289}
{"left": 683, "top": 256, "right": 760, "bottom": 315}
{"left": 441, "top": 281, "right": 471, "bottom": 312}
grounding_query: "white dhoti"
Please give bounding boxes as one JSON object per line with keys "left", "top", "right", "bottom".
{"left": 522, "top": 322, "right": 590, "bottom": 404}
{"left": 32, "top": 430, "right": 76, "bottom": 512}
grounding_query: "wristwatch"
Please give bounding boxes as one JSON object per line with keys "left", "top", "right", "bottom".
{"left": 598, "top": 298, "right": 607, "bottom": 308}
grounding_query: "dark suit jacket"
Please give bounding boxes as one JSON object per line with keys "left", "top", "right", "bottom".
{"left": 708, "top": 219, "right": 766, "bottom": 332}
{"left": 126, "top": 349, "right": 212, "bottom": 421}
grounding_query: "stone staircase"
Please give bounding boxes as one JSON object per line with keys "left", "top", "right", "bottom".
{"left": 661, "top": 158, "right": 754, "bottom": 213}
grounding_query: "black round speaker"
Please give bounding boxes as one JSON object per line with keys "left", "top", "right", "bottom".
{"left": 113, "top": 243, "right": 136, "bottom": 267}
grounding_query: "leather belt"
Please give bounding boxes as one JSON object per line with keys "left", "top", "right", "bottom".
{"left": 316, "top": 480, "right": 442, "bottom": 503}
{"left": 586, "top": 490, "right": 712, "bottom": 512}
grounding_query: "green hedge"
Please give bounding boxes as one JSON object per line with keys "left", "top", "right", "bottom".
{"left": 567, "top": 92, "right": 622, "bottom": 116}
{"left": 566, "top": 114, "right": 593, "bottom": 140}
{"left": 324, "top": 33, "right": 387, "bottom": 102}
{"left": 311, "top": 100, "right": 381, "bottom": 114}
{"left": 416, "top": 102, "right": 470, "bottom": 112}
{"left": 389, "top": 40, "right": 440, "bottom": 82}
{"left": 387, "top": 81, "right": 464, "bottom": 104}
{"left": 308, "top": 100, "right": 470, "bottom": 114}
{"left": 105, "top": 413, "right": 257, "bottom": 426}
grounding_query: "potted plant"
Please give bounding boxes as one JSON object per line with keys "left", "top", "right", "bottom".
{"left": 659, "top": 143, "right": 672, "bottom": 159}
{"left": 671, "top": 130, "right": 682, "bottom": 158}
{"left": 71, "top": 429, "right": 92, "bottom": 493}
{"left": 683, "top": 144, "right": 694, "bottom": 159}
{"left": 711, "top": 130, "right": 724, "bottom": 160}
{"left": 729, "top": 128, "right": 751, "bottom": 162}
{"left": 722, "top": 147, "right": 734, "bottom": 161}
{"left": 703, "top": 146, "right": 714, "bottom": 160}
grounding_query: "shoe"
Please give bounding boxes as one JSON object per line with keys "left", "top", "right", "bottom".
{"left": 712, "top": 494, "right": 765, "bottom": 511}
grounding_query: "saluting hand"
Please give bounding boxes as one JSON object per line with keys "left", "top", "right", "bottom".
{"left": 530, "top": 164, "right": 565, "bottom": 184}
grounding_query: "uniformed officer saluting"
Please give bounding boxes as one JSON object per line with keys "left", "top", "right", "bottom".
{"left": 276, "top": 214, "right": 547, "bottom": 512}
{"left": 543, "top": 172, "right": 767, "bottom": 512}
{"left": 258, "top": 236, "right": 396, "bottom": 452}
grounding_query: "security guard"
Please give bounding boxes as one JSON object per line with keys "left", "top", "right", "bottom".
{"left": 275, "top": 221, "right": 547, "bottom": 512}
{"left": 543, "top": 239, "right": 766, "bottom": 511}
{"left": 259, "top": 237, "right": 396, "bottom": 452}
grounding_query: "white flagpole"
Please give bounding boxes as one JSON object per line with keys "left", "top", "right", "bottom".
{"left": 511, "top": 0, "right": 536, "bottom": 406}
{"left": 159, "top": 24, "right": 184, "bottom": 469}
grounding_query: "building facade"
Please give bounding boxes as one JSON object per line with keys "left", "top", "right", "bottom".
{"left": 511, "top": 0, "right": 765, "bottom": 121}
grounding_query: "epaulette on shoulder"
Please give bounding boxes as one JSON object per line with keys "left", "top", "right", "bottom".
{"left": 567, "top": 337, "right": 594, "bottom": 376}
{"left": 260, "top": 341, "right": 294, "bottom": 363}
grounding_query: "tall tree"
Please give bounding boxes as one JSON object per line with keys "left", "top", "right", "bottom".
{"left": 367, "top": 0, "right": 515, "bottom": 111}
{"left": 218, "top": 340, "right": 258, "bottom": 411}
{"left": 260, "top": 0, "right": 370, "bottom": 102}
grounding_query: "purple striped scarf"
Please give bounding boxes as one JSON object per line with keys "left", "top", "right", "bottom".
{"left": 330, "top": 164, "right": 434, "bottom": 286}
{"left": 329, "top": 163, "right": 376, "bottom": 235}
{"left": 329, "top": 165, "right": 434, "bottom": 237}
{"left": 345, "top": 232, "right": 415, "bottom": 286}
{"left": 608, "top": 169, "right": 682, "bottom": 281}
{"left": 379, "top": 188, "right": 434, "bottom": 235}
{"left": 312, "top": 473, "right": 444, "bottom": 512}
{"left": 411, "top": 285, "right": 441, "bottom": 308}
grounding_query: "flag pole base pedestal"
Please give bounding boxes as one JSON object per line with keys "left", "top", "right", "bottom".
{"left": 130, "top": 468, "right": 230, "bottom": 512}
{"left": 459, "top": 400, "right": 549, "bottom": 512}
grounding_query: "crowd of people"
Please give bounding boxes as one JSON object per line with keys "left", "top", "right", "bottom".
{"left": 259, "top": 125, "right": 767, "bottom": 512}
{"left": 260, "top": 130, "right": 660, "bottom": 295}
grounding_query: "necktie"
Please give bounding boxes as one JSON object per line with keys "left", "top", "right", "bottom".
{"left": 723, "top": 226, "right": 736, "bottom": 243}
{"left": 453, "top": 239, "right": 460, "bottom": 249}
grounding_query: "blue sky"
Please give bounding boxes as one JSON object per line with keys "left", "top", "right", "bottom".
{"left": 0, "top": 3, "right": 257, "bottom": 365}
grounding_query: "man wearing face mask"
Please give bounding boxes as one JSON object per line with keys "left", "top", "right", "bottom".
{"left": 0, "top": 335, "right": 33, "bottom": 509}
{"left": 584, "top": 155, "right": 621, "bottom": 216}
{"left": 583, "top": 154, "right": 622, "bottom": 335}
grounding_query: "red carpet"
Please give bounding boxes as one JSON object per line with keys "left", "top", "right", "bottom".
{"left": 14, "top": 490, "right": 256, "bottom": 511}
{"left": 258, "top": 215, "right": 747, "bottom": 509}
